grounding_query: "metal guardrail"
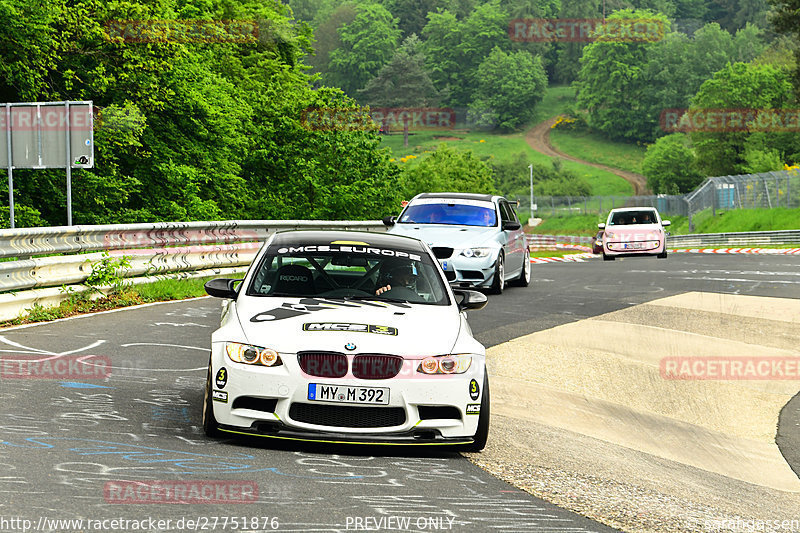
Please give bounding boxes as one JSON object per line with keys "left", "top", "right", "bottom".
{"left": 0, "top": 220, "right": 387, "bottom": 294}
{"left": 667, "top": 229, "right": 800, "bottom": 248}
{"left": 0, "top": 220, "right": 385, "bottom": 260}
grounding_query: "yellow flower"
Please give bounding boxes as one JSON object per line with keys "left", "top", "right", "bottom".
{"left": 479, "top": 139, "right": 485, "bottom": 143}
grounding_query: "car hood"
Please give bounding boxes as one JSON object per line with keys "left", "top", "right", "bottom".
{"left": 604, "top": 224, "right": 664, "bottom": 240}
{"left": 389, "top": 224, "right": 498, "bottom": 249}
{"left": 234, "top": 297, "right": 461, "bottom": 356}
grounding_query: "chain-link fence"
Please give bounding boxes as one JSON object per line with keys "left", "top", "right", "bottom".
{"left": 508, "top": 194, "right": 688, "bottom": 219}
{"left": 507, "top": 169, "right": 800, "bottom": 230}
{"left": 684, "top": 170, "right": 799, "bottom": 229}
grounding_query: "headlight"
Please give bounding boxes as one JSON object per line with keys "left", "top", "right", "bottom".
{"left": 225, "top": 342, "right": 283, "bottom": 367}
{"left": 460, "top": 247, "right": 492, "bottom": 258}
{"left": 417, "top": 355, "right": 472, "bottom": 374}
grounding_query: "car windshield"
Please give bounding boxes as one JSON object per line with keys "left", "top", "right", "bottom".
{"left": 247, "top": 245, "right": 450, "bottom": 305}
{"left": 398, "top": 201, "right": 497, "bottom": 227}
{"left": 608, "top": 210, "right": 657, "bottom": 225}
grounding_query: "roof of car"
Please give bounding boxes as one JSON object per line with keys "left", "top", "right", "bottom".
{"left": 414, "top": 192, "right": 497, "bottom": 202}
{"left": 269, "top": 229, "right": 428, "bottom": 253}
{"left": 608, "top": 207, "right": 658, "bottom": 212}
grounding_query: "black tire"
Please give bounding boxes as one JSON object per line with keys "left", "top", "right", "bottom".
{"left": 509, "top": 249, "right": 531, "bottom": 287}
{"left": 657, "top": 248, "right": 668, "bottom": 259}
{"left": 202, "top": 359, "right": 222, "bottom": 438}
{"left": 462, "top": 372, "right": 490, "bottom": 452}
{"left": 603, "top": 253, "right": 615, "bottom": 261}
{"left": 489, "top": 253, "right": 505, "bottom": 294}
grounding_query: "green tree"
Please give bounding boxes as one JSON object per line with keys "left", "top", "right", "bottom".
{"left": 359, "top": 34, "right": 440, "bottom": 107}
{"left": 575, "top": 9, "right": 671, "bottom": 141}
{"left": 770, "top": 0, "right": 800, "bottom": 99}
{"left": 422, "top": 1, "right": 511, "bottom": 107}
{"left": 642, "top": 133, "right": 703, "bottom": 193}
{"left": 381, "top": 0, "right": 445, "bottom": 37}
{"left": 328, "top": 4, "right": 402, "bottom": 96}
{"left": 554, "top": 0, "right": 601, "bottom": 84}
{"left": 491, "top": 153, "right": 592, "bottom": 197}
{"left": 401, "top": 144, "right": 496, "bottom": 197}
{"left": 0, "top": 0, "right": 403, "bottom": 226}
{"left": 469, "top": 47, "right": 548, "bottom": 131}
{"left": 690, "top": 62, "right": 795, "bottom": 176}
{"left": 305, "top": 3, "right": 357, "bottom": 78}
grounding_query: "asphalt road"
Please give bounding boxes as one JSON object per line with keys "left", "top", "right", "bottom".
{"left": 0, "top": 252, "right": 798, "bottom": 533}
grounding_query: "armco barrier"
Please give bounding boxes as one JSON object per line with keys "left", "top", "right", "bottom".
{"left": 666, "top": 229, "right": 800, "bottom": 248}
{"left": 0, "top": 220, "right": 385, "bottom": 260}
{"left": 0, "top": 220, "right": 387, "bottom": 321}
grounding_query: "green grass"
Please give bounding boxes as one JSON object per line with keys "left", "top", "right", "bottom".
{"left": 549, "top": 129, "right": 647, "bottom": 175}
{"left": 666, "top": 208, "right": 800, "bottom": 235}
{"left": 529, "top": 85, "right": 576, "bottom": 124}
{"left": 381, "top": 130, "right": 633, "bottom": 197}
{"left": 378, "top": 85, "right": 632, "bottom": 197}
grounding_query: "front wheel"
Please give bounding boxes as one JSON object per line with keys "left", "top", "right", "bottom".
{"left": 489, "top": 253, "right": 505, "bottom": 294}
{"left": 510, "top": 249, "right": 531, "bottom": 287}
{"left": 603, "top": 253, "right": 615, "bottom": 261}
{"left": 202, "top": 358, "right": 222, "bottom": 438}
{"left": 461, "top": 372, "right": 490, "bottom": 452}
{"left": 657, "top": 248, "right": 668, "bottom": 259}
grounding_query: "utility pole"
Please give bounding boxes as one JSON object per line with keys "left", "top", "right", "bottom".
{"left": 528, "top": 164, "right": 534, "bottom": 222}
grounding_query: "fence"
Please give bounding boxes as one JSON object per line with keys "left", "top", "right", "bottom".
{"left": 684, "top": 170, "right": 800, "bottom": 229}
{"left": 507, "top": 169, "right": 800, "bottom": 230}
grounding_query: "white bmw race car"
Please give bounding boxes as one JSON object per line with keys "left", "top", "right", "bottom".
{"left": 202, "top": 230, "right": 490, "bottom": 450}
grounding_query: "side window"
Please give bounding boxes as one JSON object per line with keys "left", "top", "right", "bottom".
{"left": 499, "top": 202, "right": 512, "bottom": 224}
{"left": 507, "top": 202, "right": 520, "bottom": 223}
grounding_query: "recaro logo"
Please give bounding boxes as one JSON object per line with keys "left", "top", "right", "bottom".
{"left": 279, "top": 275, "right": 308, "bottom": 282}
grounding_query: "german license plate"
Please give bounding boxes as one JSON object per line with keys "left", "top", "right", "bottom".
{"left": 308, "top": 384, "right": 389, "bottom": 405}
{"left": 624, "top": 243, "right": 644, "bottom": 249}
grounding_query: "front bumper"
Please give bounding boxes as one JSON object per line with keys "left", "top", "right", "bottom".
{"left": 436, "top": 254, "right": 497, "bottom": 288}
{"left": 604, "top": 239, "right": 665, "bottom": 257}
{"left": 209, "top": 345, "right": 486, "bottom": 441}
{"left": 218, "top": 424, "right": 473, "bottom": 446}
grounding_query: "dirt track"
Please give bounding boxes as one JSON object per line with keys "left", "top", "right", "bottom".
{"left": 526, "top": 118, "right": 650, "bottom": 195}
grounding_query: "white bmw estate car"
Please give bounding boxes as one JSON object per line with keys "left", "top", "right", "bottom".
{"left": 202, "top": 230, "right": 490, "bottom": 450}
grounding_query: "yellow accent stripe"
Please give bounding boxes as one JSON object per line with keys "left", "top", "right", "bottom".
{"left": 218, "top": 428, "right": 470, "bottom": 446}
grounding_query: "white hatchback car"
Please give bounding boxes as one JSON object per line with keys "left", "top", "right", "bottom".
{"left": 599, "top": 207, "right": 670, "bottom": 260}
{"left": 202, "top": 230, "right": 490, "bottom": 450}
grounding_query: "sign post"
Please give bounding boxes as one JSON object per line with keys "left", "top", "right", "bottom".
{"left": 0, "top": 101, "right": 94, "bottom": 228}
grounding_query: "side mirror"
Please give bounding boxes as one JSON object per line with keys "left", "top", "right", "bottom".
{"left": 382, "top": 215, "right": 396, "bottom": 227}
{"left": 453, "top": 289, "right": 488, "bottom": 311}
{"left": 502, "top": 221, "right": 521, "bottom": 231}
{"left": 205, "top": 278, "right": 241, "bottom": 299}
{"left": 598, "top": 223, "right": 606, "bottom": 229}
{"left": 662, "top": 220, "right": 671, "bottom": 227}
